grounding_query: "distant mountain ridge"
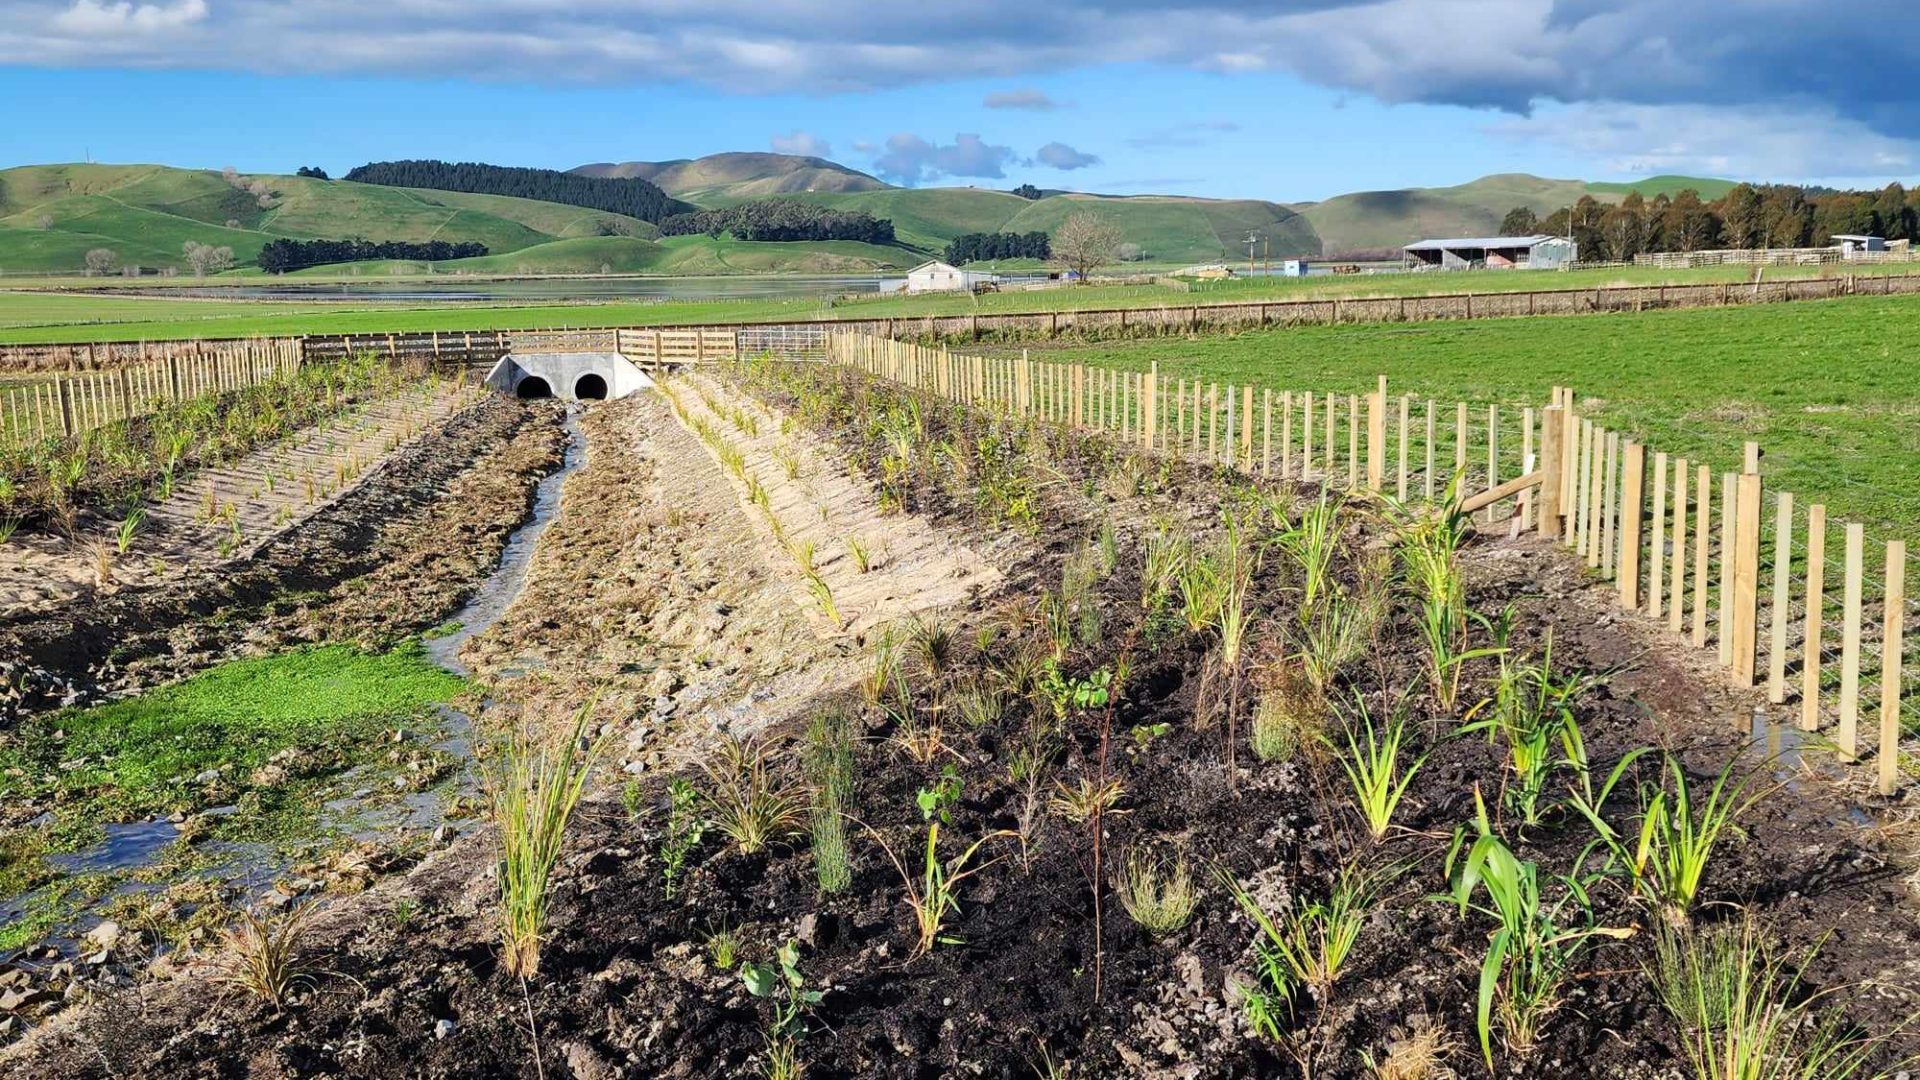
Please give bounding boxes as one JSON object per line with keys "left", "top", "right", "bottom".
{"left": 571, "top": 153, "right": 888, "bottom": 201}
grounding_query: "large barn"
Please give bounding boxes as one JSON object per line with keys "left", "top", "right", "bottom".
{"left": 1403, "top": 234, "right": 1577, "bottom": 270}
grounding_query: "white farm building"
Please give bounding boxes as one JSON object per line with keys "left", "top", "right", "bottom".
{"left": 1404, "top": 234, "right": 1577, "bottom": 270}
{"left": 904, "top": 261, "right": 1000, "bottom": 294}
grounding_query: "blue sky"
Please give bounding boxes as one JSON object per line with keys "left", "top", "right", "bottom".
{"left": 1, "top": 1, "right": 1914, "bottom": 201}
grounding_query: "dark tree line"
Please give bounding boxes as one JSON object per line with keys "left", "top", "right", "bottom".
{"left": 1501, "top": 182, "right": 1920, "bottom": 262}
{"left": 659, "top": 199, "right": 895, "bottom": 244}
{"left": 1011, "top": 184, "right": 1042, "bottom": 200}
{"left": 257, "top": 237, "right": 488, "bottom": 274}
{"left": 344, "top": 160, "right": 690, "bottom": 223}
{"left": 944, "top": 230, "right": 1051, "bottom": 265}
{"left": 295, "top": 166, "right": 330, "bottom": 180}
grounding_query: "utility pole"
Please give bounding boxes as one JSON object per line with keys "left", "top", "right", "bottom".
{"left": 1245, "top": 231, "right": 1258, "bottom": 273}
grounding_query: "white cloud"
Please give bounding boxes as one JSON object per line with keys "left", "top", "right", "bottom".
{"left": 1494, "top": 101, "right": 1919, "bottom": 183}
{"left": 1034, "top": 141, "right": 1100, "bottom": 170}
{"left": 53, "top": 0, "right": 206, "bottom": 33}
{"left": 769, "top": 130, "right": 832, "bottom": 158}
{"left": 871, "top": 132, "right": 1017, "bottom": 185}
{"left": 985, "top": 88, "right": 1063, "bottom": 110}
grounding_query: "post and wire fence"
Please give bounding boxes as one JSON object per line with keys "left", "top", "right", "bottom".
{"left": 823, "top": 330, "right": 1916, "bottom": 798}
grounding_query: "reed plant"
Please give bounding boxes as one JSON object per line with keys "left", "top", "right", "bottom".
{"left": 487, "top": 705, "right": 605, "bottom": 979}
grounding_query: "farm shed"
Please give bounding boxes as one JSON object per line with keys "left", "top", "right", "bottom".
{"left": 905, "top": 260, "right": 999, "bottom": 294}
{"left": 1832, "top": 234, "right": 1886, "bottom": 256}
{"left": 1404, "top": 234, "right": 1576, "bottom": 270}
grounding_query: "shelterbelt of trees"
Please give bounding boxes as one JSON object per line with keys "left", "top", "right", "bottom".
{"left": 344, "top": 160, "right": 691, "bottom": 223}
{"left": 1505, "top": 182, "right": 1920, "bottom": 262}
{"left": 944, "top": 231, "right": 1052, "bottom": 265}
{"left": 657, "top": 199, "right": 896, "bottom": 244}
{"left": 257, "top": 238, "right": 489, "bottom": 273}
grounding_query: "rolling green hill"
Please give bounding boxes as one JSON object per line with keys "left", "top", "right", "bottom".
{"left": 0, "top": 163, "right": 662, "bottom": 275}
{"left": 1299, "top": 173, "right": 1600, "bottom": 256}
{"left": 573, "top": 153, "right": 887, "bottom": 201}
{"left": 1587, "top": 175, "right": 1739, "bottom": 200}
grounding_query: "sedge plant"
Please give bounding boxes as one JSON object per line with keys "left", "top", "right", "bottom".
{"left": 487, "top": 704, "right": 606, "bottom": 979}
{"left": 1333, "top": 695, "right": 1427, "bottom": 842}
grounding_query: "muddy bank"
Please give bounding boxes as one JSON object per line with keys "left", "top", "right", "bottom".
{"left": 0, "top": 397, "right": 567, "bottom": 725}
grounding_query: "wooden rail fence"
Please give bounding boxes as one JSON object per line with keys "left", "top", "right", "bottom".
{"left": 823, "top": 331, "right": 1917, "bottom": 797}
{"left": 1, "top": 338, "right": 300, "bottom": 446}
{"left": 6, "top": 269, "right": 1920, "bottom": 374}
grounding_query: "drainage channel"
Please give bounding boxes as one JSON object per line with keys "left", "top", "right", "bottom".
{"left": 0, "top": 406, "right": 589, "bottom": 956}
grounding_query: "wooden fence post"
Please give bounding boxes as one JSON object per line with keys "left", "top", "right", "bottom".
{"left": 1619, "top": 442, "right": 1645, "bottom": 608}
{"left": 1764, "top": 493, "right": 1792, "bottom": 703}
{"left": 1347, "top": 393, "right": 1360, "bottom": 489}
{"left": 1838, "top": 522, "right": 1865, "bottom": 759}
{"left": 1649, "top": 452, "right": 1668, "bottom": 618}
{"left": 1730, "top": 471, "right": 1763, "bottom": 686}
{"left": 1879, "top": 541, "right": 1906, "bottom": 795}
{"left": 1538, "top": 407, "right": 1564, "bottom": 536}
{"left": 1801, "top": 505, "right": 1827, "bottom": 730}
{"left": 1367, "top": 375, "right": 1386, "bottom": 491}
{"left": 1692, "top": 466, "right": 1712, "bottom": 648}
{"left": 1397, "top": 396, "right": 1410, "bottom": 501}
{"left": 1718, "top": 473, "right": 1738, "bottom": 667}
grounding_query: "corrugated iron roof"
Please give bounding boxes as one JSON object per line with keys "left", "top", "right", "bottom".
{"left": 1403, "top": 235, "right": 1563, "bottom": 251}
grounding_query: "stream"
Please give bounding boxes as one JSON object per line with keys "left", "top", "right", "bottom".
{"left": 0, "top": 406, "right": 588, "bottom": 951}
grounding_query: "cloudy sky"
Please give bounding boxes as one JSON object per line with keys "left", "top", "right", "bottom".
{"left": 0, "top": 0, "right": 1912, "bottom": 200}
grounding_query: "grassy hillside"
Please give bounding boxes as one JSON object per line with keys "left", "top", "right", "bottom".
{"left": 1302, "top": 173, "right": 1600, "bottom": 255}
{"left": 573, "top": 153, "right": 888, "bottom": 201}
{"left": 1588, "top": 175, "right": 1738, "bottom": 200}
{"left": 0, "top": 164, "right": 660, "bottom": 275}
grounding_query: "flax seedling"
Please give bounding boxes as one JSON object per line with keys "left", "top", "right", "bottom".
{"left": 1334, "top": 696, "right": 1426, "bottom": 842}
{"left": 1222, "top": 864, "right": 1381, "bottom": 1027}
{"left": 488, "top": 705, "right": 605, "bottom": 979}
{"left": 1274, "top": 490, "right": 1342, "bottom": 613}
{"left": 1461, "top": 624, "right": 1594, "bottom": 827}
{"left": 1570, "top": 751, "right": 1767, "bottom": 924}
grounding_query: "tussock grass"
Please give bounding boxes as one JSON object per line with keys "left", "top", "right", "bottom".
{"left": 487, "top": 704, "right": 604, "bottom": 979}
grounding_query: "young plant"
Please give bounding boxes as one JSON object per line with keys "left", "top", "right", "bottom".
{"left": 1117, "top": 849, "right": 1198, "bottom": 938}
{"left": 1460, "top": 624, "right": 1594, "bottom": 827}
{"left": 115, "top": 505, "right": 146, "bottom": 555}
{"left": 804, "top": 712, "right": 858, "bottom": 896}
{"left": 661, "top": 777, "right": 707, "bottom": 899}
{"left": 845, "top": 534, "right": 873, "bottom": 574}
{"left": 1333, "top": 695, "right": 1427, "bottom": 842}
{"left": 488, "top": 706, "right": 604, "bottom": 979}
{"left": 700, "top": 735, "right": 806, "bottom": 856}
{"left": 1250, "top": 658, "right": 1325, "bottom": 764}
{"left": 1222, "top": 864, "right": 1382, "bottom": 1037}
{"left": 706, "top": 920, "right": 742, "bottom": 969}
{"left": 1273, "top": 490, "right": 1343, "bottom": 613}
{"left": 866, "top": 820, "right": 1014, "bottom": 956}
{"left": 742, "top": 940, "right": 823, "bottom": 1080}
{"left": 1445, "top": 793, "right": 1633, "bottom": 1068}
{"left": 1398, "top": 493, "right": 1486, "bottom": 711}
{"left": 212, "top": 901, "right": 320, "bottom": 1013}
{"left": 1571, "top": 751, "right": 1766, "bottom": 924}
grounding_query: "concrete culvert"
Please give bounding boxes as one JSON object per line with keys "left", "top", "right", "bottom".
{"left": 574, "top": 373, "right": 609, "bottom": 400}
{"left": 515, "top": 376, "right": 553, "bottom": 400}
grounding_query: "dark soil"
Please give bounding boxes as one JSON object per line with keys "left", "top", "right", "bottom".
{"left": 6, "top": 370, "right": 1919, "bottom": 1080}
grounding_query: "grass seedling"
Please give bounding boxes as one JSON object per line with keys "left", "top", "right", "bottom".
{"left": 706, "top": 920, "right": 742, "bottom": 970}
{"left": 115, "top": 505, "right": 146, "bottom": 555}
{"left": 1333, "top": 695, "right": 1426, "bottom": 842}
{"left": 212, "top": 901, "right": 319, "bottom": 1013}
{"left": 804, "top": 711, "right": 858, "bottom": 896}
{"left": 700, "top": 735, "right": 806, "bottom": 856}
{"left": 846, "top": 534, "right": 873, "bottom": 573}
{"left": 488, "top": 705, "right": 605, "bottom": 979}
{"left": 803, "top": 571, "right": 844, "bottom": 629}
{"left": 1117, "top": 849, "right": 1198, "bottom": 938}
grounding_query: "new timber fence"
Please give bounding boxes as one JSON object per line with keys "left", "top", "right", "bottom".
{"left": 6, "top": 268, "right": 1920, "bottom": 374}
{"left": 823, "top": 330, "right": 1919, "bottom": 798}
{"left": 1, "top": 338, "right": 300, "bottom": 446}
